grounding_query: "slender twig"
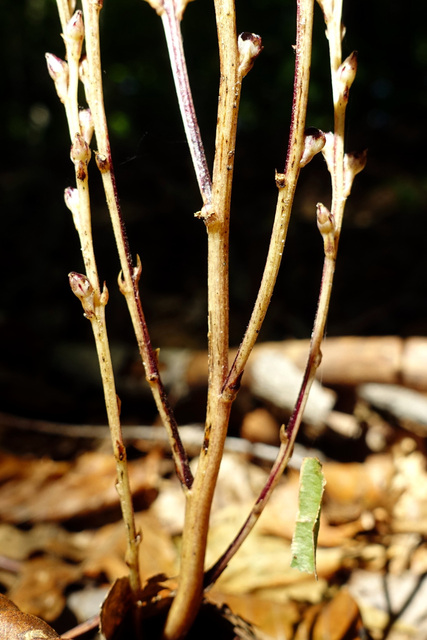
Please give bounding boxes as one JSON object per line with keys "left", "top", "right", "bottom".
{"left": 47, "top": 6, "right": 142, "bottom": 607}
{"left": 159, "top": 0, "right": 212, "bottom": 205}
{"left": 161, "top": 2, "right": 248, "bottom": 638}
{"left": 79, "top": 0, "right": 193, "bottom": 492}
{"left": 55, "top": 0, "right": 73, "bottom": 35}
{"left": 204, "top": 0, "right": 366, "bottom": 589}
{"left": 60, "top": 615, "right": 100, "bottom": 640}
{"left": 222, "top": 0, "right": 316, "bottom": 403}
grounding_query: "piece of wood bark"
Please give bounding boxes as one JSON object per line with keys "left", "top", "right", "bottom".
{"left": 184, "top": 336, "right": 427, "bottom": 391}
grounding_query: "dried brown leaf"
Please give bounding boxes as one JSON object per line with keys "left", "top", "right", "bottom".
{"left": 0, "top": 593, "right": 59, "bottom": 640}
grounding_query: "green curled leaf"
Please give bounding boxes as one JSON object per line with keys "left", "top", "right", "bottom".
{"left": 290, "top": 457, "right": 325, "bottom": 579}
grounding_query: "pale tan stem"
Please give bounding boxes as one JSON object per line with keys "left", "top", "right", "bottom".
{"left": 52, "top": 0, "right": 142, "bottom": 605}
{"left": 223, "top": 0, "right": 315, "bottom": 401}
{"left": 90, "top": 302, "right": 143, "bottom": 597}
{"left": 81, "top": 0, "right": 192, "bottom": 490}
{"left": 55, "top": 0, "right": 72, "bottom": 33}
{"left": 162, "top": 1, "right": 240, "bottom": 638}
{"left": 205, "top": 0, "right": 366, "bottom": 587}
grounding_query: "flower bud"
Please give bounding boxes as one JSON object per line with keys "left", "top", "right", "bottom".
{"left": 79, "top": 108, "right": 94, "bottom": 145}
{"left": 45, "top": 53, "right": 69, "bottom": 104}
{"left": 343, "top": 149, "right": 367, "bottom": 196}
{"left": 316, "top": 203, "right": 336, "bottom": 257}
{"left": 336, "top": 51, "right": 358, "bottom": 104}
{"left": 65, "top": 10, "right": 84, "bottom": 42}
{"left": 62, "top": 11, "right": 84, "bottom": 63}
{"left": 64, "top": 187, "right": 81, "bottom": 230}
{"left": 238, "top": 32, "right": 263, "bottom": 78}
{"left": 69, "top": 271, "right": 93, "bottom": 299}
{"left": 64, "top": 186, "right": 79, "bottom": 213}
{"left": 316, "top": 203, "right": 335, "bottom": 236}
{"left": 321, "top": 131, "right": 335, "bottom": 173}
{"left": 69, "top": 272, "right": 95, "bottom": 317}
{"left": 70, "top": 133, "right": 91, "bottom": 164}
{"left": 300, "top": 128, "right": 326, "bottom": 168}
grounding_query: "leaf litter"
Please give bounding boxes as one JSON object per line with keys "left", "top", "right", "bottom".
{"left": 1, "top": 363, "right": 427, "bottom": 639}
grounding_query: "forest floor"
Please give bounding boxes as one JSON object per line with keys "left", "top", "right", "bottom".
{"left": 1, "top": 335, "right": 427, "bottom": 640}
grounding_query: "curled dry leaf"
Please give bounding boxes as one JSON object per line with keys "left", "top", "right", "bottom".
{"left": 0, "top": 593, "right": 59, "bottom": 640}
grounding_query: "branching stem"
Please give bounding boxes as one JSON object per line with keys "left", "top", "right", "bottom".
{"left": 49, "top": 3, "right": 142, "bottom": 604}
{"left": 204, "top": 0, "right": 365, "bottom": 588}
{"left": 222, "top": 0, "right": 315, "bottom": 403}
{"left": 80, "top": 0, "right": 193, "bottom": 491}
{"left": 162, "top": 0, "right": 241, "bottom": 637}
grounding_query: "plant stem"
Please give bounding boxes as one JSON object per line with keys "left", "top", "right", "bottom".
{"left": 162, "top": 1, "right": 242, "bottom": 638}
{"left": 49, "top": 2, "right": 143, "bottom": 610}
{"left": 222, "top": 0, "right": 315, "bottom": 403}
{"left": 159, "top": 0, "right": 212, "bottom": 205}
{"left": 204, "top": 248, "right": 335, "bottom": 588}
{"left": 80, "top": 0, "right": 193, "bottom": 491}
{"left": 205, "top": 0, "right": 366, "bottom": 588}
{"left": 55, "top": 0, "right": 73, "bottom": 33}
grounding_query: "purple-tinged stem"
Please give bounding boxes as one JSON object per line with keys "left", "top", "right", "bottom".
{"left": 160, "top": 0, "right": 212, "bottom": 205}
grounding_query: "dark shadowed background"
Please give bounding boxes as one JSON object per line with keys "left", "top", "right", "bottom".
{"left": 1, "top": 0, "right": 427, "bottom": 426}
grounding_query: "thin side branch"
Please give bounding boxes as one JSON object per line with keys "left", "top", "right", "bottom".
{"left": 161, "top": 0, "right": 245, "bottom": 637}
{"left": 159, "top": 0, "right": 212, "bottom": 204}
{"left": 222, "top": 0, "right": 315, "bottom": 403}
{"left": 204, "top": 0, "right": 366, "bottom": 588}
{"left": 80, "top": 0, "right": 193, "bottom": 491}
{"left": 47, "top": 6, "right": 142, "bottom": 602}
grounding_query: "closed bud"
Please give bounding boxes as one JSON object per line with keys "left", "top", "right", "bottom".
{"left": 300, "top": 128, "right": 326, "bottom": 167}
{"left": 63, "top": 11, "right": 84, "bottom": 61}
{"left": 69, "top": 271, "right": 93, "bottom": 300}
{"left": 69, "top": 272, "right": 95, "bottom": 317}
{"left": 64, "top": 186, "right": 79, "bottom": 213}
{"left": 321, "top": 131, "right": 335, "bottom": 173}
{"left": 343, "top": 149, "right": 367, "bottom": 196}
{"left": 79, "top": 108, "right": 94, "bottom": 145}
{"left": 70, "top": 133, "right": 91, "bottom": 164}
{"left": 316, "top": 202, "right": 335, "bottom": 237}
{"left": 64, "top": 187, "right": 80, "bottom": 230}
{"left": 336, "top": 51, "right": 358, "bottom": 103}
{"left": 45, "top": 53, "right": 69, "bottom": 104}
{"left": 65, "top": 10, "right": 84, "bottom": 42}
{"left": 238, "top": 32, "right": 263, "bottom": 78}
